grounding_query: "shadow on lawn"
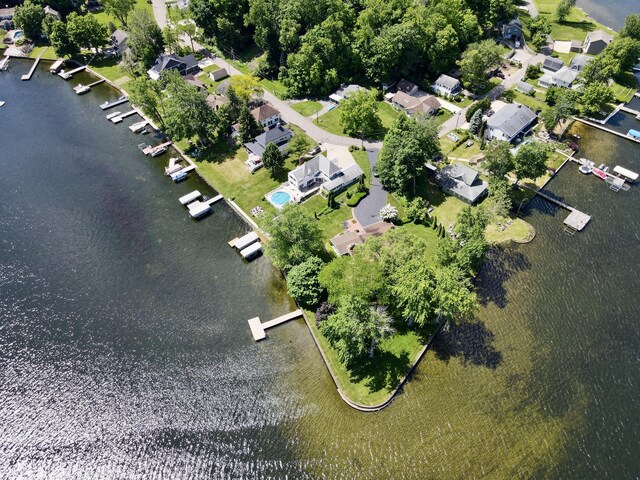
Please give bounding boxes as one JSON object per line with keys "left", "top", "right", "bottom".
{"left": 475, "top": 246, "right": 531, "bottom": 309}
{"left": 349, "top": 349, "right": 412, "bottom": 394}
{"left": 431, "top": 319, "right": 502, "bottom": 369}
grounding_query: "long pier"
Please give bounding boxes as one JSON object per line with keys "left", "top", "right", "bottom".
{"left": 573, "top": 117, "right": 640, "bottom": 145}
{"left": 100, "top": 97, "right": 129, "bottom": 110}
{"left": 21, "top": 48, "right": 47, "bottom": 81}
{"left": 58, "top": 65, "right": 86, "bottom": 80}
{"left": 86, "top": 78, "right": 105, "bottom": 89}
{"left": 110, "top": 109, "right": 137, "bottom": 123}
{"left": 620, "top": 105, "right": 640, "bottom": 116}
{"left": 520, "top": 183, "right": 591, "bottom": 232}
{"left": 248, "top": 309, "right": 304, "bottom": 341}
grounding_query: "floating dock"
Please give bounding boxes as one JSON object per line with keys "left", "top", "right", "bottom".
{"left": 179, "top": 190, "right": 201, "bottom": 205}
{"left": 229, "top": 231, "right": 259, "bottom": 250}
{"left": 248, "top": 309, "right": 304, "bottom": 341}
{"left": 140, "top": 141, "right": 172, "bottom": 156}
{"left": 110, "top": 109, "right": 137, "bottom": 123}
{"left": 187, "top": 194, "right": 224, "bottom": 219}
{"left": 524, "top": 185, "right": 591, "bottom": 233}
{"left": 58, "top": 65, "right": 86, "bottom": 80}
{"left": 612, "top": 165, "right": 638, "bottom": 183}
{"left": 129, "top": 120, "right": 148, "bottom": 132}
{"left": 100, "top": 96, "right": 128, "bottom": 110}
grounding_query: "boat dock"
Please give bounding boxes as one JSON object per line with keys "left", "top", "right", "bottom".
{"left": 141, "top": 141, "right": 172, "bottom": 156}
{"left": 522, "top": 184, "right": 591, "bottom": 232}
{"left": 110, "top": 109, "right": 137, "bottom": 123}
{"left": 100, "top": 96, "right": 128, "bottom": 110}
{"left": 0, "top": 56, "right": 9, "bottom": 71}
{"left": 248, "top": 309, "right": 304, "bottom": 341}
{"left": 21, "top": 48, "right": 47, "bottom": 81}
{"left": 620, "top": 105, "right": 640, "bottom": 116}
{"left": 187, "top": 194, "right": 223, "bottom": 218}
{"left": 49, "top": 59, "right": 64, "bottom": 73}
{"left": 58, "top": 65, "right": 86, "bottom": 80}
{"left": 574, "top": 117, "right": 640, "bottom": 145}
{"left": 129, "top": 120, "right": 148, "bottom": 132}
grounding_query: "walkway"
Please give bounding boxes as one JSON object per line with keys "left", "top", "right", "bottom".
{"left": 354, "top": 148, "right": 388, "bottom": 227}
{"left": 151, "top": 0, "right": 167, "bottom": 29}
{"left": 248, "top": 309, "right": 304, "bottom": 341}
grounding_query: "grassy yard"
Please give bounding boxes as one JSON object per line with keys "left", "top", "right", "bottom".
{"left": 89, "top": 56, "right": 132, "bottom": 87}
{"left": 530, "top": 0, "right": 615, "bottom": 41}
{"left": 447, "top": 141, "right": 484, "bottom": 161}
{"left": 351, "top": 150, "right": 372, "bottom": 188}
{"left": 27, "top": 46, "right": 58, "bottom": 60}
{"left": 306, "top": 311, "right": 432, "bottom": 406}
{"left": 485, "top": 217, "right": 535, "bottom": 244}
{"left": 90, "top": 0, "right": 152, "bottom": 29}
{"left": 510, "top": 88, "right": 548, "bottom": 112}
{"left": 313, "top": 101, "right": 400, "bottom": 139}
{"left": 290, "top": 100, "right": 322, "bottom": 117}
{"left": 611, "top": 72, "right": 639, "bottom": 103}
{"left": 298, "top": 190, "right": 356, "bottom": 240}
{"left": 434, "top": 108, "right": 454, "bottom": 125}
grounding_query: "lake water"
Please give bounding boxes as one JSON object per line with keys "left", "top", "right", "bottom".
{"left": 578, "top": 0, "right": 640, "bottom": 31}
{"left": 1, "top": 61, "right": 639, "bottom": 478}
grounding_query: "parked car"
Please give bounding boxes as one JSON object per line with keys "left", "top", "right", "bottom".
{"left": 486, "top": 109, "right": 495, "bottom": 117}
{"left": 465, "top": 140, "right": 474, "bottom": 148}
{"left": 497, "top": 72, "right": 505, "bottom": 79}
{"left": 372, "top": 164, "right": 379, "bottom": 177}
{"left": 306, "top": 146, "right": 321, "bottom": 156}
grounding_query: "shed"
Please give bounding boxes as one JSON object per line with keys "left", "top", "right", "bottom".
{"left": 517, "top": 81, "right": 534, "bottom": 94}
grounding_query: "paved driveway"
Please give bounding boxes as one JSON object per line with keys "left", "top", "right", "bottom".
{"left": 354, "top": 149, "right": 388, "bottom": 227}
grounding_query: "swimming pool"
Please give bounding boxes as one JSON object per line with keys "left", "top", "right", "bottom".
{"left": 271, "top": 191, "right": 291, "bottom": 207}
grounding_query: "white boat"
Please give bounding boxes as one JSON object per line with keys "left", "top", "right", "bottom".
{"left": 179, "top": 190, "right": 201, "bottom": 205}
{"left": 49, "top": 59, "right": 64, "bottom": 73}
{"left": 129, "top": 120, "right": 148, "bottom": 133}
{"left": 240, "top": 242, "right": 262, "bottom": 260}
{"left": 150, "top": 145, "right": 168, "bottom": 157}
{"left": 579, "top": 164, "right": 592, "bottom": 174}
{"left": 188, "top": 200, "right": 211, "bottom": 219}
{"left": 106, "top": 111, "right": 121, "bottom": 120}
{"left": 170, "top": 170, "right": 188, "bottom": 182}
{"left": 0, "top": 101, "right": 5, "bottom": 107}
{"left": 234, "top": 231, "right": 259, "bottom": 251}
{"left": 74, "top": 84, "right": 90, "bottom": 95}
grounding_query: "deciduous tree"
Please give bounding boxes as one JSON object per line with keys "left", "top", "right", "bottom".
{"left": 339, "top": 89, "right": 382, "bottom": 138}
{"left": 13, "top": 0, "right": 45, "bottom": 40}
{"left": 286, "top": 256, "right": 325, "bottom": 306}
{"left": 513, "top": 141, "right": 551, "bottom": 183}
{"left": 66, "top": 13, "right": 108, "bottom": 52}
{"left": 458, "top": 39, "right": 502, "bottom": 92}
{"left": 102, "top": 0, "right": 136, "bottom": 27}
{"left": 127, "top": 8, "right": 164, "bottom": 68}
{"left": 484, "top": 140, "right": 514, "bottom": 178}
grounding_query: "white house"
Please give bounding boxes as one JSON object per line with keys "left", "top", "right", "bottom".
{"left": 433, "top": 74, "right": 461, "bottom": 97}
{"left": 250, "top": 104, "right": 281, "bottom": 129}
{"left": 538, "top": 67, "right": 579, "bottom": 89}
{"left": 288, "top": 154, "right": 363, "bottom": 195}
{"left": 486, "top": 104, "right": 537, "bottom": 142}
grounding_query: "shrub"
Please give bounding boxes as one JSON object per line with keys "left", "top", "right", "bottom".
{"left": 315, "top": 302, "right": 335, "bottom": 326}
{"left": 287, "top": 256, "right": 325, "bottom": 307}
{"left": 406, "top": 198, "right": 430, "bottom": 224}
{"left": 346, "top": 191, "right": 368, "bottom": 207}
{"left": 380, "top": 204, "right": 398, "bottom": 222}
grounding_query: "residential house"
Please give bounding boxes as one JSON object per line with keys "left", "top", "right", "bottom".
{"left": 397, "top": 79, "right": 419, "bottom": 95}
{"left": 542, "top": 56, "right": 564, "bottom": 72}
{"left": 329, "top": 84, "right": 365, "bottom": 103}
{"left": 436, "top": 163, "right": 488, "bottom": 205}
{"left": 288, "top": 154, "right": 363, "bottom": 196}
{"left": 538, "top": 67, "right": 579, "bottom": 88}
{"left": 250, "top": 104, "right": 281, "bottom": 129}
{"left": 517, "top": 81, "right": 535, "bottom": 94}
{"left": 391, "top": 92, "right": 440, "bottom": 115}
{"left": 433, "top": 74, "right": 461, "bottom": 97}
{"left": 216, "top": 79, "right": 231, "bottom": 96}
{"left": 205, "top": 93, "right": 227, "bottom": 110}
{"left": 570, "top": 39, "right": 583, "bottom": 52}
{"left": 330, "top": 221, "right": 394, "bottom": 256}
{"left": 109, "top": 29, "right": 128, "bottom": 57}
{"left": 486, "top": 103, "right": 537, "bottom": 142}
{"left": 569, "top": 54, "right": 593, "bottom": 72}
{"left": 244, "top": 126, "right": 293, "bottom": 158}
{"left": 209, "top": 68, "right": 228, "bottom": 81}
{"left": 502, "top": 18, "right": 523, "bottom": 42}
{"left": 147, "top": 53, "right": 199, "bottom": 80}
{"left": 44, "top": 5, "right": 62, "bottom": 21}
{"left": 0, "top": 7, "right": 15, "bottom": 30}
{"left": 184, "top": 74, "right": 206, "bottom": 91}
{"left": 583, "top": 30, "right": 613, "bottom": 55}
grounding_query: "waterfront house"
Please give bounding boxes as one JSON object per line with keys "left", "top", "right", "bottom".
{"left": 538, "top": 67, "right": 579, "bottom": 89}
{"left": 109, "top": 29, "right": 128, "bottom": 57}
{"left": 329, "top": 84, "right": 365, "bottom": 103}
{"left": 486, "top": 103, "right": 537, "bottom": 142}
{"left": 396, "top": 79, "right": 419, "bottom": 95}
{"left": 330, "top": 221, "right": 394, "bottom": 256}
{"left": 209, "top": 68, "right": 228, "bottom": 81}
{"left": 583, "top": 30, "right": 613, "bottom": 55}
{"left": 287, "top": 154, "right": 363, "bottom": 196}
{"left": 436, "top": 163, "right": 488, "bottom": 204}
{"left": 391, "top": 92, "right": 441, "bottom": 116}
{"left": 517, "top": 81, "right": 535, "bottom": 94}
{"left": 147, "top": 53, "right": 199, "bottom": 80}
{"left": 433, "top": 74, "right": 461, "bottom": 97}
{"left": 250, "top": 104, "right": 281, "bottom": 129}
{"left": 542, "top": 56, "right": 564, "bottom": 72}
{"left": 569, "top": 54, "right": 593, "bottom": 72}
{"left": 244, "top": 125, "right": 293, "bottom": 158}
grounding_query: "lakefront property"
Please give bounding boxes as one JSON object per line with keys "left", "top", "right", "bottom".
{"left": 2, "top": 0, "right": 640, "bottom": 475}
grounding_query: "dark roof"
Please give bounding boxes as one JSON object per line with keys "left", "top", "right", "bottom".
{"left": 543, "top": 57, "right": 564, "bottom": 72}
{"left": 436, "top": 164, "right": 488, "bottom": 204}
{"left": 244, "top": 126, "right": 293, "bottom": 156}
{"left": 150, "top": 54, "right": 186, "bottom": 74}
{"left": 487, "top": 104, "right": 537, "bottom": 139}
{"left": 184, "top": 74, "right": 206, "bottom": 89}
{"left": 397, "top": 79, "right": 418, "bottom": 94}
{"left": 178, "top": 53, "right": 198, "bottom": 70}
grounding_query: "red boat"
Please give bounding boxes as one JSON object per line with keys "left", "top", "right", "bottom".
{"left": 592, "top": 168, "right": 607, "bottom": 180}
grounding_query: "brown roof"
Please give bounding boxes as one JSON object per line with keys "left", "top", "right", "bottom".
{"left": 184, "top": 74, "right": 205, "bottom": 89}
{"left": 250, "top": 104, "right": 280, "bottom": 122}
{"left": 205, "top": 94, "right": 228, "bottom": 109}
{"left": 330, "top": 221, "right": 394, "bottom": 256}
{"left": 391, "top": 91, "right": 421, "bottom": 110}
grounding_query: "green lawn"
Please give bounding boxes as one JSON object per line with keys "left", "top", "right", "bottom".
{"left": 530, "top": 0, "right": 616, "bottom": 41}
{"left": 314, "top": 101, "right": 400, "bottom": 139}
{"left": 351, "top": 150, "right": 371, "bottom": 188}
{"left": 27, "top": 46, "right": 58, "bottom": 60}
{"left": 434, "top": 108, "right": 454, "bottom": 125}
{"left": 90, "top": 0, "right": 152, "bottom": 29}
{"left": 89, "top": 56, "right": 132, "bottom": 87}
{"left": 509, "top": 88, "right": 547, "bottom": 112}
{"left": 298, "top": 190, "right": 356, "bottom": 240}
{"left": 485, "top": 217, "right": 535, "bottom": 244}
{"left": 306, "top": 311, "right": 432, "bottom": 406}
{"left": 290, "top": 100, "right": 323, "bottom": 117}
{"left": 611, "top": 72, "right": 639, "bottom": 103}
{"left": 447, "top": 141, "right": 484, "bottom": 161}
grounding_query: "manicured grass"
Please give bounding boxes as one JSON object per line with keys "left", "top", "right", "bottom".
{"left": 377, "top": 101, "right": 401, "bottom": 130}
{"left": 447, "top": 141, "right": 484, "bottom": 161}
{"left": 298, "top": 191, "right": 355, "bottom": 240}
{"left": 290, "top": 100, "right": 322, "bottom": 117}
{"left": 258, "top": 77, "right": 288, "bottom": 99}
{"left": 90, "top": 0, "right": 152, "bottom": 29}
{"left": 351, "top": 150, "right": 371, "bottom": 188}
{"left": 485, "top": 217, "right": 535, "bottom": 244}
{"left": 28, "top": 46, "right": 58, "bottom": 60}
{"left": 510, "top": 89, "right": 548, "bottom": 112}
{"left": 611, "top": 72, "right": 639, "bottom": 103}
{"left": 306, "top": 312, "right": 432, "bottom": 406}
{"left": 434, "top": 108, "right": 454, "bottom": 125}
{"left": 471, "top": 77, "right": 502, "bottom": 96}
{"left": 314, "top": 100, "right": 400, "bottom": 139}
{"left": 531, "top": 0, "right": 616, "bottom": 41}
{"left": 89, "top": 56, "right": 131, "bottom": 87}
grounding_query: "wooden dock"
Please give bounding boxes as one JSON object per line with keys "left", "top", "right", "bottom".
{"left": 21, "top": 48, "right": 47, "bottom": 81}
{"left": 573, "top": 117, "right": 640, "bottom": 145}
{"left": 203, "top": 193, "right": 223, "bottom": 206}
{"left": 110, "top": 109, "right": 137, "bottom": 123}
{"left": 58, "top": 65, "right": 86, "bottom": 80}
{"left": 141, "top": 141, "right": 172, "bottom": 156}
{"left": 521, "top": 185, "right": 591, "bottom": 232}
{"left": 100, "top": 97, "right": 128, "bottom": 110}
{"left": 248, "top": 309, "right": 304, "bottom": 341}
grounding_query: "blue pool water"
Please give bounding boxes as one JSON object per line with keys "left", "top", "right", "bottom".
{"left": 271, "top": 191, "right": 291, "bottom": 206}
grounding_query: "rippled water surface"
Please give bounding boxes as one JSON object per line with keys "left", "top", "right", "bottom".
{"left": 577, "top": 0, "right": 640, "bottom": 30}
{"left": 1, "top": 61, "right": 639, "bottom": 479}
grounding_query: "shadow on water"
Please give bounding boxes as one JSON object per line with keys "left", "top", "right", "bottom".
{"left": 475, "top": 246, "right": 531, "bottom": 309}
{"left": 431, "top": 319, "right": 502, "bottom": 369}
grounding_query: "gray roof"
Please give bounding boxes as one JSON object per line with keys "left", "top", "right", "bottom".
{"left": 587, "top": 30, "right": 614, "bottom": 44}
{"left": 487, "top": 104, "right": 537, "bottom": 138}
{"left": 437, "top": 164, "right": 487, "bottom": 204}
{"left": 569, "top": 54, "right": 593, "bottom": 70}
{"left": 553, "top": 67, "right": 579, "bottom": 85}
{"left": 216, "top": 80, "right": 231, "bottom": 95}
{"left": 289, "top": 154, "right": 341, "bottom": 182}
{"left": 334, "top": 84, "right": 365, "bottom": 99}
{"left": 244, "top": 126, "right": 292, "bottom": 156}
{"left": 397, "top": 79, "right": 418, "bottom": 94}
{"left": 322, "top": 164, "right": 364, "bottom": 192}
{"left": 435, "top": 74, "right": 460, "bottom": 90}
{"left": 110, "top": 29, "right": 128, "bottom": 47}
{"left": 517, "top": 81, "right": 534, "bottom": 93}
{"left": 543, "top": 57, "right": 564, "bottom": 72}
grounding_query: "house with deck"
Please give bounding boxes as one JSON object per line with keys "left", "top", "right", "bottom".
{"left": 433, "top": 74, "right": 461, "bottom": 97}
{"left": 436, "top": 163, "right": 488, "bottom": 205}
{"left": 486, "top": 104, "right": 537, "bottom": 142}
{"left": 288, "top": 154, "right": 363, "bottom": 196}
{"left": 147, "top": 53, "right": 199, "bottom": 80}
{"left": 244, "top": 126, "right": 293, "bottom": 158}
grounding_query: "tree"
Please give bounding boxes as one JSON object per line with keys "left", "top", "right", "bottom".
{"left": 486, "top": 177, "right": 512, "bottom": 218}
{"left": 127, "top": 8, "right": 164, "bottom": 68}
{"left": 319, "top": 295, "right": 394, "bottom": 365}
{"left": 261, "top": 142, "right": 285, "bottom": 173}
{"left": 163, "top": 71, "right": 216, "bottom": 141}
{"left": 405, "top": 198, "right": 430, "bottom": 224}
{"left": 468, "top": 108, "right": 483, "bottom": 135}
{"left": 287, "top": 134, "right": 310, "bottom": 159}
{"left": 378, "top": 115, "right": 441, "bottom": 194}
{"left": 66, "top": 13, "right": 108, "bottom": 52}
{"left": 621, "top": 14, "right": 640, "bottom": 40}
{"left": 13, "top": 0, "right": 45, "bottom": 40}
{"left": 428, "top": 24, "right": 460, "bottom": 74}
{"left": 528, "top": 16, "right": 552, "bottom": 51}
{"left": 513, "top": 141, "right": 551, "bottom": 182}
{"left": 102, "top": 0, "right": 136, "bottom": 26}
{"left": 188, "top": 0, "right": 249, "bottom": 49}
{"left": 176, "top": 18, "right": 200, "bottom": 54}
{"left": 128, "top": 75, "right": 165, "bottom": 124}
{"left": 525, "top": 63, "right": 543, "bottom": 80}
{"left": 237, "top": 104, "right": 262, "bottom": 143}
{"left": 579, "top": 82, "right": 614, "bottom": 116}
{"left": 484, "top": 140, "right": 514, "bottom": 178}
{"left": 601, "top": 37, "right": 640, "bottom": 74}
{"left": 458, "top": 39, "right": 502, "bottom": 92}
{"left": 230, "top": 75, "right": 262, "bottom": 103}
{"left": 286, "top": 256, "right": 325, "bottom": 306}
{"left": 44, "top": 20, "right": 80, "bottom": 58}
{"left": 162, "top": 26, "right": 180, "bottom": 54}
{"left": 556, "top": 0, "right": 576, "bottom": 22}
{"left": 455, "top": 205, "right": 491, "bottom": 242}
{"left": 392, "top": 257, "right": 438, "bottom": 326}
{"left": 433, "top": 266, "right": 476, "bottom": 322}
{"left": 319, "top": 255, "right": 383, "bottom": 305}
{"left": 465, "top": 97, "right": 491, "bottom": 122}
{"left": 339, "top": 89, "right": 383, "bottom": 138}
{"left": 264, "top": 204, "right": 325, "bottom": 270}
{"left": 379, "top": 204, "right": 398, "bottom": 222}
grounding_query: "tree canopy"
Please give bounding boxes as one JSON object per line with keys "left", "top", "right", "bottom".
{"left": 13, "top": 0, "right": 45, "bottom": 40}
{"left": 458, "top": 39, "right": 502, "bottom": 92}
{"left": 287, "top": 256, "right": 325, "bottom": 306}
{"left": 339, "top": 89, "right": 382, "bottom": 138}
{"left": 127, "top": 8, "right": 164, "bottom": 68}
{"left": 513, "top": 141, "right": 551, "bottom": 182}
{"left": 66, "top": 12, "right": 108, "bottom": 52}
{"left": 102, "top": 0, "right": 136, "bottom": 26}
